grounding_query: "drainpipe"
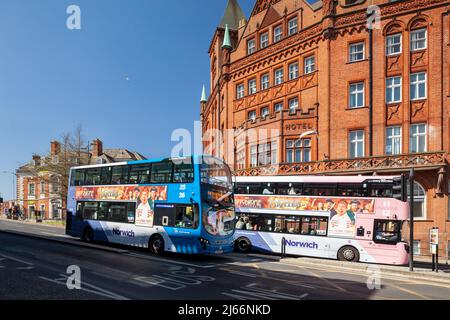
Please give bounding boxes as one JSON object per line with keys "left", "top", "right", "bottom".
{"left": 368, "top": 27, "right": 374, "bottom": 157}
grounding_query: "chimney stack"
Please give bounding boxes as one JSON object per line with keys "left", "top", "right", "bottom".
{"left": 32, "top": 154, "right": 41, "bottom": 166}
{"left": 91, "top": 139, "right": 103, "bottom": 157}
{"left": 51, "top": 141, "right": 61, "bottom": 156}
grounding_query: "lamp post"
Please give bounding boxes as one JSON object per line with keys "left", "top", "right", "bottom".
{"left": 1, "top": 171, "right": 16, "bottom": 203}
{"left": 298, "top": 130, "right": 319, "bottom": 162}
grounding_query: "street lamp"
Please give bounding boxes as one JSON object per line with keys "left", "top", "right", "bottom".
{"left": 1, "top": 171, "right": 16, "bottom": 203}
{"left": 298, "top": 130, "right": 319, "bottom": 162}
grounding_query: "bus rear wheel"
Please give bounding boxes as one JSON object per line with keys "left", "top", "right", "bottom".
{"left": 338, "top": 246, "right": 360, "bottom": 262}
{"left": 83, "top": 227, "right": 94, "bottom": 243}
{"left": 149, "top": 235, "right": 165, "bottom": 255}
{"left": 235, "top": 237, "right": 252, "bottom": 253}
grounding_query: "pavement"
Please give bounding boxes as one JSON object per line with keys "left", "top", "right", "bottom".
{"left": 1, "top": 218, "right": 450, "bottom": 300}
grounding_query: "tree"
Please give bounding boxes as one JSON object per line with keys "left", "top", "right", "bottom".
{"left": 33, "top": 124, "right": 91, "bottom": 220}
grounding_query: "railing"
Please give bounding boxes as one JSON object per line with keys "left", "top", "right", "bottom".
{"left": 234, "top": 152, "right": 447, "bottom": 176}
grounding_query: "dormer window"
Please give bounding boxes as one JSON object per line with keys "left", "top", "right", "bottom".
{"left": 288, "top": 17, "right": 298, "bottom": 36}
{"left": 274, "top": 25, "right": 283, "bottom": 42}
{"left": 260, "top": 32, "right": 269, "bottom": 49}
{"left": 247, "top": 39, "right": 256, "bottom": 55}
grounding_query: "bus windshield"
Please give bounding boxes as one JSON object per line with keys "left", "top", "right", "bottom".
{"left": 200, "top": 156, "right": 235, "bottom": 236}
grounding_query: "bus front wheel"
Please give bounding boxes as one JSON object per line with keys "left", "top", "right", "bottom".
{"left": 149, "top": 235, "right": 165, "bottom": 255}
{"left": 338, "top": 246, "right": 360, "bottom": 262}
{"left": 82, "top": 227, "right": 94, "bottom": 243}
{"left": 235, "top": 237, "right": 252, "bottom": 253}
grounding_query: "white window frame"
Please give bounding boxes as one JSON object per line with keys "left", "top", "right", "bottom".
{"left": 349, "top": 82, "right": 365, "bottom": 109}
{"left": 274, "top": 102, "right": 283, "bottom": 112}
{"left": 40, "top": 181, "right": 46, "bottom": 195}
{"left": 413, "top": 240, "right": 421, "bottom": 255}
{"left": 247, "top": 39, "right": 256, "bottom": 55}
{"left": 288, "top": 97, "right": 299, "bottom": 114}
{"left": 261, "top": 74, "right": 270, "bottom": 91}
{"left": 410, "top": 123, "right": 427, "bottom": 153}
{"left": 408, "top": 182, "right": 427, "bottom": 220}
{"left": 289, "top": 62, "right": 299, "bottom": 80}
{"left": 386, "top": 76, "right": 402, "bottom": 104}
{"left": 248, "top": 79, "right": 257, "bottom": 95}
{"left": 349, "top": 130, "right": 365, "bottom": 158}
{"left": 286, "top": 139, "right": 311, "bottom": 163}
{"left": 410, "top": 72, "right": 427, "bottom": 101}
{"left": 236, "top": 84, "right": 245, "bottom": 99}
{"left": 274, "top": 68, "right": 284, "bottom": 85}
{"left": 274, "top": 25, "right": 283, "bottom": 42}
{"left": 386, "top": 126, "right": 402, "bottom": 155}
{"left": 260, "top": 32, "right": 269, "bottom": 49}
{"left": 349, "top": 42, "right": 365, "bottom": 62}
{"left": 29, "top": 183, "right": 35, "bottom": 196}
{"left": 250, "top": 145, "right": 258, "bottom": 167}
{"left": 288, "top": 17, "right": 298, "bottom": 35}
{"left": 386, "top": 33, "right": 402, "bottom": 56}
{"left": 304, "top": 56, "right": 315, "bottom": 74}
{"left": 248, "top": 110, "right": 257, "bottom": 122}
{"left": 261, "top": 106, "right": 270, "bottom": 118}
{"left": 410, "top": 28, "right": 427, "bottom": 51}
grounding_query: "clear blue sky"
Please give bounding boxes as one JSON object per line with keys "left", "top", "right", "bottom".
{"left": 0, "top": 0, "right": 255, "bottom": 199}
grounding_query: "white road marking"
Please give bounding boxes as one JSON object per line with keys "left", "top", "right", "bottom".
{"left": 0, "top": 253, "right": 34, "bottom": 266}
{"left": 127, "top": 252, "right": 218, "bottom": 269}
{"left": 222, "top": 284, "right": 309, "bottom": 300}
{"left": 39, "top": 274, "right": 130, "bottom": 300}
{"left": 16, "top": 266, "right": 35, "bottom": 270}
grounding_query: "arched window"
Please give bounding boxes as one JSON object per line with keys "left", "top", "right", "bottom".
{"left": 408, "top": 182, "right": 426, "bottom": 219}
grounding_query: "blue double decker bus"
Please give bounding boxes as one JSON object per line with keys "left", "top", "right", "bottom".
{"left": 65, "top": 155, "right": 235, "bottom": 255}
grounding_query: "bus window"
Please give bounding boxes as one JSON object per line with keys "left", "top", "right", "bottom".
{"left": 175, "top": 205, "right": 197, "bottom": 229}
{"left": 111, "top": 166, "right": 129, "bottom": 185}
{"left": 98, "top": 202, "right": 110, "bottom": 221}
{"left": 85, "top": 168, "right": 101, "bottom": 186}
{"left": 81, "top": 202, "right": 98, "bottom": 220}
{"left": 173, "top": 162, "right": 194, "bottom": 183}
{"left": 337, "top": 184, "right": 367, "bottom": 197}
{"left": 285, "top": 216, "right": 300, "bottom": 234}
{"left": 316, "top": 218, "right": 328, "bottom": 236}
{"left": 299, "top": 217, "right": 327, "bottom": 236}
{"left": 151, "top": 161, "right": 173, "bottom": 183}
{"left": 100, "top": 167, "right": 112, "bottom": 185}
{"left": 303, "top": 184, "right": 336, "bottom": 196}
{"left": 374, "top": 220, "right": 401, "bottom": 244}
{"left": 72, "top": 169, "right": 86, "bottom": 186}
{"left": 129, "top": 164, "right": 151, "bottom": 184}
{"left": 369, "top": 183, "right": 394, "bottom": 198}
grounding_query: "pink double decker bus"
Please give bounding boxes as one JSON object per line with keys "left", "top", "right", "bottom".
{"left": 233, "top": 175, "right": 410, "bottom": 265}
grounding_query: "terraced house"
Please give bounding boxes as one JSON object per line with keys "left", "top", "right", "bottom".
{"left": 200, "top": 0, "right": 450, "bottom": 258}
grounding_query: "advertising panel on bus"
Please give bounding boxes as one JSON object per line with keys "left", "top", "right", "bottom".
{"left": 75, "top": 185, "right": 168, "bottom": 227}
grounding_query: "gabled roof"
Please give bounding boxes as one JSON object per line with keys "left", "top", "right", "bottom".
{"left": 220, "top": 0, "right": 246, "bottom": 30}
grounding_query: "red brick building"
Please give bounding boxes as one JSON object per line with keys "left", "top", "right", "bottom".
{"left": 16, "top": 139, "right": 146, "bottom": 220}
{"left": 201, "top": 0, "right": 450, "bottom": 258}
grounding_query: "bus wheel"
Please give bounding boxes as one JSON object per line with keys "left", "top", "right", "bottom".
{"left": 83, "top": 227, "right": 94, "bottom": 243}
{"left": 149, "top": 235, "right": 165, "bottom": 255}
{"left": 338, "top": 246, "right": 360, "bottom": 262}
{"left": 235, "top": 237, "right": 252, "bottom": 253}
